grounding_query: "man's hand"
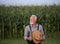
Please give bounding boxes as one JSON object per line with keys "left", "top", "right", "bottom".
{"left": 27, "top": 36, "right": 32, "bottom": 41}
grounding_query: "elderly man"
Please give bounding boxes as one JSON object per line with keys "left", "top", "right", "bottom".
{"left": 24, "top": 15, "right": 45, "bottom": 44}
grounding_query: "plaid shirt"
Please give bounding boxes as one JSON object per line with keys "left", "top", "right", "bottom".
{"left": 24, "top": 24, "right": 45, "bottom": 40}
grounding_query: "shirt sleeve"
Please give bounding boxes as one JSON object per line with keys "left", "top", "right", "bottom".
{"left": 39, "top": 25, "right": 45, "bottom": 40}
{"left": 24, "top": 26, "right": 29, "bottom": 40}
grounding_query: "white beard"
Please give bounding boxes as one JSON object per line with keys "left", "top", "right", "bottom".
{"left": 30, "top": 22, "right": 34, "bottom": 24}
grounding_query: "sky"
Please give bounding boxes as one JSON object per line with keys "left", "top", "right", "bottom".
{"left": 0, "top": 0, "right": 60, "bottom": 6}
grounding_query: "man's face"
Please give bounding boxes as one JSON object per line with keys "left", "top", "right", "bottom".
{"left": 30, "top": 16, "right": 37, "bottom": 24}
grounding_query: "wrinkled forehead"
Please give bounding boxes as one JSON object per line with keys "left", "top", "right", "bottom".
{"left": 30, "top": 15, "right": 37, "bottom": 20}
{"left": 30, "top": 16, "right": 36, "bottom": 19}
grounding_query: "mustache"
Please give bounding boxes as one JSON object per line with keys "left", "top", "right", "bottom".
{"left": 30, "top": 22, "right": 34, "bottom": 24}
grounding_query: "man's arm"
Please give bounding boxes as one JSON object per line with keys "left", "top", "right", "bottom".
{"left": 39, "top": 25, "right": 45, "bottom": 40}
{"left": 24, "top": 26, "right": 32, "bottom": 41}
{"left": 24, "top": 26, "right": 29, "bottom": 40}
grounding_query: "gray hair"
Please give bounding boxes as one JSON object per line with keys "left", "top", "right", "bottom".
{"left": 31, "top": 15, "right": 37, "bottom": 20}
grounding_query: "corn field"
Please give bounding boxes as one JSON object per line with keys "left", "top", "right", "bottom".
{"left": 0, "top": 5, "right": 60, "bottom": 39}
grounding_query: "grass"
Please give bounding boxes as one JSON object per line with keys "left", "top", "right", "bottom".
{"left": 0, "top": 38, "right": 60, "bottom": 44}
{"left": 0, "top": 38, "right": 27, "bottom": 44}
{"left": 42, "top": 38, "right": 60, "bottom": 44}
